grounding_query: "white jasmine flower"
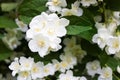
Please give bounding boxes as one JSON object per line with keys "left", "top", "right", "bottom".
{"left": 80, "top": 0, "right": 98, "bottom": 7}
{"left": 92, "top": 27, "right": 111, "bottom": 49}
{"left": 61, "top": 1, "right": 83, "bottom": 17}
{"left": 26, "top": 12, "right": 48, "bottom": 39}
{"left": 17, "top": 71, "right": 31, "bottom": 80}
{"left": 46, "top": 0, "right": 67, "bottom": 12}
{"left": 79, "top": 76, "right": 87, "bottom": 80}
{"left": 43, "top": 13, "right": 69, "bottom": 38}
{"left": 63, "top": 37, "right": 86, "bottom": 63}
{"left": 113, "top": 11, "right": 120, "bottom": 20}
{"left": 94, "top": 16, "right": 102, "bottom": 22}
{"left": 63, "top": 37, "right": 76, "bottom": 47}
{"left": 58, "top": 70, "right": 79, "bottom": 80}
{"left": 15, "top": 18, "right": 28, "bottom": 32}
{"left": 106, "top": 36, "right": 120, "bottom": 55}
{"left": 49, "top": 37, "right": 62, "bottom": 52}
{"left": 71, "top": 1, "right": 83, "bottom": 16}
{"left": 19, "top": 57, "right": 34, "bottom": 71}
{"left": 86, "top": 60, "right": 101, "bottom": 77}
{"left": 52, "top": 59, "right": 60, "bottom": 71}
{"left": 28, "top": 34, "right": 51, "bottom": 57}
{"left": 98, "top": 66, "right": 112, "bottom": 80}
{"left": 117, "top": 66, "right": 120, "bottom": 74}
{"left": 64, "top": 45, "right": 86, "bottom": 63}
{"left": 59, "top": 53, "right": 77, "bottom": 72}
{"left": 61, "top": 8, "right": 73, "bottom": 16}
{"left": 31, "top": 62, "right": 44, "bottom": 79}
{"left": 2, "top": 37, "right": 21, "bottom": 50}
{"left": 9, "top": 58, "right": 20, "bottom": 76}
{"left": 107, "top": 18, "right": 119, "bottom": 34}
{"left": 35, "top": 78, "right": 45, "bottom": 80}
{"left": 43, "top": 63, "right": 56, "bottom": 77}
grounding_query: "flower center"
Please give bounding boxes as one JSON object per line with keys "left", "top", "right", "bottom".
{"left": 38, "top": 40, "right": 45, "bottom": 47}
{"left": 53, "top": 0, "right": 60, "bottom": 6}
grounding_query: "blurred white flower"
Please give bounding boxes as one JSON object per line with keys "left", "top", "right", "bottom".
{"left": 15, "top": 18, "right": 28, "bottom": 32}
{"left": 43, "top": 63, "right": 56, "bottom": 77}
{"left": 92, "top": 26, "right": 111, "bottom": 49}
{"left": 59, "top": 53, "right": 77, "bottom": 72}
{"left": 31, "top": 62, "right": 44, "bottom": 79}
{"left": 52, "top": 59, "right": 60, "bottom": 71}
{"left": 105, "top": 36, "right": 120, "bottom": 55}
{"left": 46, "top": 0, "right": 67, "bottom": 12}
{"left": 61, "top": 1, "right": 83, "bottom": 17}
{"left": 86, "top": 60, "right": 101, "bottom": 77}
{"left": 113, "top": 11, "right": 120, "bottom": 20}
{"left": 2, "top": 36, "right": 21, "bottom": 50}
{"left": 107, "top": 18, "right": 119, "bottom": 34}
{"left": 80, "top": 0, "right": 98, "bottom": 7}
{"left": 19, "top": 57, "right": 34, "bottom": 71}
{"left": 79, "top": 76, "right": 87, "bottom": 80}
{"left": 98, "top": 66, "right": 112, "bottom": 80}
{"left": 63, "top": 37, "right": 86, "bottom": 63}
{"left": 9, "top": 58, "right": 20, "bottom": 76}
{"left": 117, "top": 66, "right": 120, "bottom": 74}
{"left": 17, "top": 71, "right": 31, "bottom": 80}
{"left": 58, "top": 70, "right": 80, "bottom": 80}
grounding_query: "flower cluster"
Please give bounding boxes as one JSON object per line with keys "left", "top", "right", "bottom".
{"left": 26, "top": 12, "right": 69, "bottom": 57}
{"left": 86, "top": 60, "right": 113, "bottom": 80}
{"left": 9, "top": 54, "right": 85, "bottom": 80}
{"left": 2, "top": 28, "right": 22, "bottom": 50}
{"left": 92, "top": 11, "right": 120, "bottom": 57}
{"left": 58, "top": 70, "right": 87, "bottom": 80}
{"left": 9, "top": 36, "right": 88, "bottom": 80}
{"left": 6, "top": 0, "right": 120, "bottom": 80}
{"left": 9, "top": 57, "right": 55, "bottom": 80}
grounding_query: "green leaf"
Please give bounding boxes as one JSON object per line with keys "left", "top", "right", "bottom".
{"left": 107, "top": 57, "right": 119, "bottom": 71}
{"left": 105, "top": 0, "right": 120, "bottom": 11}
{"left": 19, "top": 15, "right": 33, "bottom": 24}
{"left": 65, "top": 9, "right": 95, "bottom": 41}
{"left": 1, "top": 3, "right": 18, "bottom": 12}
{"left": 0, "top": 40, "right": 13, "bottom": 61}
{"left": 78, "top": 29, "right": 96, "bottom": 41}
{"left": 99, "top": 52, "right": 120, "bottom": 71}
{"left": 0, "top": 16, "right": 17, "bottom": 28}
{"left": 67, "top": 25, "right": 92, "bottom": 35}
{"left": 18, "top": 0, "right": 47, "bottom": 24}
{"left": 99, "top": 53, "right": 109, "bottom": 66}
{"left": 0, "top": 34, "right": 4, "bottom": 39}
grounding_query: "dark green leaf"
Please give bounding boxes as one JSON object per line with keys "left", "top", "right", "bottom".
{"left": 99, "top": 53, "right": 109, "bottom": 66}
{"left": 19, "top": 15, "right": 33, "bottom": 24}
{"left": 78, "top": 29, "right": 96, "bottom": 41}
{"left": 0, "top": 16, "right": 17, "bottom": 28}
{"left": 104, "top": 0, "right": 120, "bottom": 11}
{"left": 0, "top": 40, "right": 13, "bottom": 61}
{"left": 65, "top": 9, "right": 95, "bottom": 41}
{"left": 67, "top": 25, "right": 92, "bottom": 35}
{"left": 18, "top": 0, "right": 47, "bottom": 24}
{"left": 99, "top": 52, "right": 120, "bottom": 71}
{"left": 107, "top": 57, "right": 119, "bottom": 71}
{"left": 0, "top": 34, "right": 4, "bottom": 39}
